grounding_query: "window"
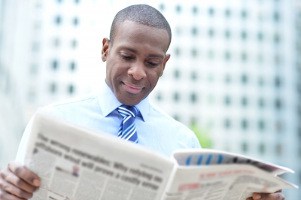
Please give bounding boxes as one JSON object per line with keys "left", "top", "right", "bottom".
{"left": 191, "top": 48, "right": 198, "bottom": 57}
{"left": 54, "top": 15, "right": 62, "bottom": 25}
{"left": 273, "top": 33, "right": 281, "bottom": 44}
{"left": 240, "top": 52, "right": 248, "bottom": 62}
{"left": 173, "top": 92, "right": 180, "bottom": 102}
{"left": 241, "top": 96, "right": 248, "bottom": 107}
{"left": 175, "top": 5, "right": 182, "bottom": 13}
{"left": 258, "top": 76, "right": 265, "bottom": 87}
{"left": 257, "top": 32, "right": 264, "bottom": 41}
{"left": 208, "top": 7, "right": 215, "bottom": 16}
{"left": 275, "top": 120, "right": 284, "bottom": 133}
{"left": 71, "top": 39, "right": 78, "bottom": 49}
{"left": 224, "top": 118, "right": 232, "bottom": 129}
{"left": 241, "top": 119, "right": 249, "bottom": 130}
{"left": 274, "top": 98, "right": 283, "bottom": 110}
{"left": 174, "top": 47, "right": 181, "bottom": 57}
{"left": 275, "top": 143, "right": 283, "bottom": 156}
{"left": 192, "top": 6, "right": 199, "bottom": 15}
{"left": 224, "top": 50, "right": 232, "bottom": 61}
{"left": 191, "top": 71, "right": 198, "bottom": 81}
{"left": 241, "top": 10, "right": 248, "bottom": 19}
{"left": 69, "top": 61, "right": 76, "bottom": 71}
{"left": 159, "top": 3, "right": 165, "bottom": 11}
{"left": 208, "top": 28, "right": 215, "bottom": 38}
{"left": 240, "top": 31, "right": 247, "bottom": 40}
{"left": 224, "top": 29, "right": 231, "bottom": 39}
{"left": 224, "top": 8, "right": 231, "bottom": 18}
{"left": 49, "top": 82, "right": 57, "bottom": 94}
{"left": 156, "top": 92, "right": 162, "bottom": 101}
{"left": 241, "top": 142, "right": 249, "bottom": 153}
{"left": 258, "top": 119, "right": 266, "bottom": 131}
{"left": 258, "top": 98, "right": 265, "bottom": 108}
{"left": 51, "top": 60, "right": 59, "bottom": 71}
{"left": 191, "top": 27, "right": 199, "bottom": 36}
{"left": 68, "top": 84, "right": 75, "bottom": 94}
{"left": 224, "top": 95, "right": 232, "bottom": 106}
{"left": 259, "top": 143, "right": 266, "bottom": 154}
{"left": 241, "top": 74, "right": 248, "bottom": 84}
{"left": 190, "top": 93, "right": 198, "bottom": 103}
{"left": 72, "top": 17, "right": 79, "bottom": 26}
{"left": 173, "top": 69, "right": 180, "bottom": 79}
{"left": 274, "top": 76, "right": 282, "bottom": 88}
{"left": 273, "top": 11, "right": 281, "bottom": 22}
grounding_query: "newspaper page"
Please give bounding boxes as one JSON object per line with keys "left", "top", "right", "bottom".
{"left": 162, "top": 150, "right": 297, "bottom": 200}
{"left": 173, "top": 149, "right": 294, "bottom": 175}
{"left": 23, "top": 112, "right": 175, "bottom": 200}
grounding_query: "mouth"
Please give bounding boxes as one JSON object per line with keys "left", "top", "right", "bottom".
{"left": 122, "top": 82, "right": 143, "bottom": 94}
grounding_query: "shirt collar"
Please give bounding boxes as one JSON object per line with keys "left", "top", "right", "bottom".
{"left": 97, "top": 81, "right": 150, "bottom": 121}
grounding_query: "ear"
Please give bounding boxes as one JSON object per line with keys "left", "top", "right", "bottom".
{"left": 101, "top": 38, "right": 110, "bottom": 62}
{"left": 160, "top": 54, "right": 170, "bottom": 77}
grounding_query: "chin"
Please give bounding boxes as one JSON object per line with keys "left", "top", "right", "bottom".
{"left": 117, "top": 96, "right": 141, "bottom": 106}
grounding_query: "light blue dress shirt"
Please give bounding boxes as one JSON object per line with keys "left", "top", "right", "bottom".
{"left": 16, "top": 82, "right": 201, "bottom": 160}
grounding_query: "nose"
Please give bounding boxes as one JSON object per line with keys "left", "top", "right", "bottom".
{"left": 128, "top": 62, "right": 146, "bottom": 80}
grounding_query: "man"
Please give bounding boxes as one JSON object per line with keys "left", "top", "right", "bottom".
{"left": 0, "top": 4, "right": 284, "bottom": 200}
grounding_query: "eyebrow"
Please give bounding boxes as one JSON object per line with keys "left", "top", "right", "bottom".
{"left": 119, "top": 46, "right": 165, "bottom": 59}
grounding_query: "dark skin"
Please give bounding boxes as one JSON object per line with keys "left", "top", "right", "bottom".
{"left": 0, "top": 21, "right": 285, "bottom": 200}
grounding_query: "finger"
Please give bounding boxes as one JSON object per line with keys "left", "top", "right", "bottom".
{"left": 0, "top": 189, "right": 21, "bottom": 200}
{"left": 8, "top": 162, "right": 40, "bottom": 187}
{"left": 0, "top": 178, "right": 32, "bottom": 199}
{"left": 1, "top": 168, "right": 37, "bottom": 194}
{"left": 252, "top": 193, "right": 261, "bottom": 200}
{"left": 252, "top": 192, "right": 285, "bottom": 200}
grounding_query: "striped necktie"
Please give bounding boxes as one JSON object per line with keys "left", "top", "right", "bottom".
{"left": 117, "top": 105, "right": 139, "bottom": 143}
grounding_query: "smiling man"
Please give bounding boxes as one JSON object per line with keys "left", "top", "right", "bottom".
{"left": 0, "top": 4, "right": 284, "bottom": 200}
{"left": 102, "top": 19, "right": 170, "bottom": 106}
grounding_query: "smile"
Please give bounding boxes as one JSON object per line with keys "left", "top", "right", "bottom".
{"left": 123, "top": 82, "right": 143, "bottom": 94}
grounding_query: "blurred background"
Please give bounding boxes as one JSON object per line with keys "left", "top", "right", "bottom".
{"left": 0, "top": 0, "right": 300, "bottom": 198}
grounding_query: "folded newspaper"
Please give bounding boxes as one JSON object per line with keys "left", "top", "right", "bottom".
{"left": 22, "top": 112, "right": 297, "bottom": 200}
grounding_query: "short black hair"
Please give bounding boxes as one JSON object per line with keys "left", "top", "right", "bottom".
{"left": 110, "top": 4, "right": 172, "bottom": 47}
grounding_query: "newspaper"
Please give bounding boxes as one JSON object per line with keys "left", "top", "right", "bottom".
{"left": 22, "top": 112, "right": 297, "bottom": 200}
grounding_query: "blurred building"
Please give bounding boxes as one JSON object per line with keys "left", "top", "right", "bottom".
{"left": 0, "top": 0, "right": 27, "bottom": 168}
{"left": 0, "top": 0, "right": 300, "bottom": 198}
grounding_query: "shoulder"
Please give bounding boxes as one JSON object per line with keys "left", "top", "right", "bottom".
{"left": 148, "top": 103, "right": 201, "bottom": 148}
{"left": 149, "top": 102, "right": 187, "bottom": 128}
{"left": 38, "top": 94, "right": 100, "bottom": 119}
{"left": 44, "top": 94, "right": 98, "bottom": 110}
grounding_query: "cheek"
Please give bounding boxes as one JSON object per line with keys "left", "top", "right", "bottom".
{"left": 147, "top": 70, "right": 162, "bottom": 87}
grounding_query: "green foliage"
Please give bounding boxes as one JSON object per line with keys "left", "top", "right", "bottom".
{"left": 190, "top": 122, "right": 213, "bottom": 148}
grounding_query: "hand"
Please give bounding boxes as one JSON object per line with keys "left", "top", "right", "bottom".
{"left": 0, "top": 162, "right": 40, "bottom": 200}
{"left": 247, "top": 191, "right": 285, "bottom": 200}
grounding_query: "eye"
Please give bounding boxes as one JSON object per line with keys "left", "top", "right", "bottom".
{"left": 146, "top": 61, "right": 160, "bottom": 67}
{"left": 122, "top": 55, "right": 134, "bottom": 61}
{"left": 120, "top": 53, "right": 134, "bottom": 61}
{"left": 145, "top": 58, "right": 162, "bottom": 68}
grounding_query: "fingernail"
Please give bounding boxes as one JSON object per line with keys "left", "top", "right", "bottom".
{"left": 33, "top": 179, "right": 41, "bottom": 186}
{"left": 253, "top": 194, "right": 261, "bottom": 200}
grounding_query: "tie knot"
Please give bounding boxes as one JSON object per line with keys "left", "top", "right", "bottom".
{"left": 117, "top": 105, "right": 138, "bottom": 118}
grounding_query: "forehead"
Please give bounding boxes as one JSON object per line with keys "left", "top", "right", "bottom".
{"left": 112, "top": 20, "right": 170, "bottom": 53}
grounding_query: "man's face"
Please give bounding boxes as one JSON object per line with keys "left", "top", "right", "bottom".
{"left": 102, "top": 20, "right": 170, "bottom": 105}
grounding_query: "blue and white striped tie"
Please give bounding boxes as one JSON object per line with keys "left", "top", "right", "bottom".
{"left": 117, "top": 105, "right": 139, "bottom": 143}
